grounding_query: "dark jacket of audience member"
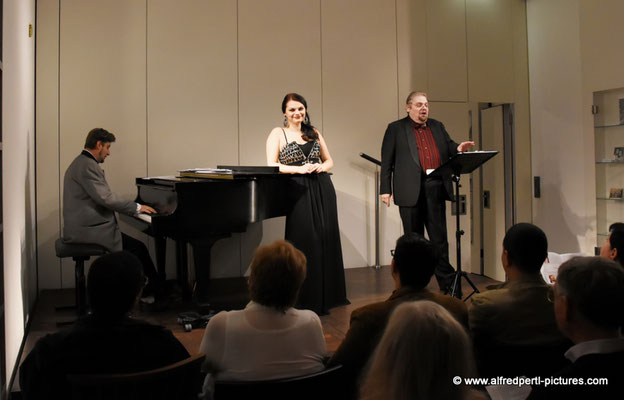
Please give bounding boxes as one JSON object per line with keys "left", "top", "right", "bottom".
{"left": 19, "top": 252, "right": 189, "bottom": 399}
{"left": 328, "top": 233, "right": 467, "bottom": 391}
{"left": 528, "top": 257, "right": 624, "bottom": 399}
{"left": 468, "top": 223, "right": 568, "bottom": 377}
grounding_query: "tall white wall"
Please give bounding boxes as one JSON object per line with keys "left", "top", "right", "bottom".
{"left": 3, "top": 0, "right": 36, "bottom": 384}
{"left": 527, "top": 0, "right": 586, "bottom": 253}
{"left": 528, "top": 0, "right": 624, "bottom": 254}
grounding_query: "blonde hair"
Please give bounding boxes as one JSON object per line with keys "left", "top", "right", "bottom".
{"left": 360, "top": 301, "right": 476, "bottom": 400}
{"left": 248, "top": 240, "right": 306, "bottom": 311}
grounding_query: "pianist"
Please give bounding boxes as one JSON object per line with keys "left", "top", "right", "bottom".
{"left": 62, "top": 128, "right": 162, "bottom": 300}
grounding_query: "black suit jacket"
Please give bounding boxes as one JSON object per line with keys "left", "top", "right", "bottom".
{"left": 380, "top": 116, "right": 459, "bottom": 206}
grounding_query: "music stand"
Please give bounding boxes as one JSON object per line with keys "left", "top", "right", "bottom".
{"left": 360, "top": 153, "right": 382, "bottom": 269}
{"left": 429, "top": 151, "right": 498, "bottom": 301}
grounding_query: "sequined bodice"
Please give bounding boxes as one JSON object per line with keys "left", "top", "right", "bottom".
{"left": 278, "top": 132, "right": 321, "bottom": 166}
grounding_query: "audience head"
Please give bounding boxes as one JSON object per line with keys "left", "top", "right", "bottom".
{"left": 360, "top": 301, "right": 476, "bottom": 400}
{"left": 554, "top": 256, "right": 624, "bottom": 339}
{"left": 392, "top": 233, "right": 438, "bottom": 289}
{"left": 600, "top": 222, "right": 624, "bottom": 267}
{"left": 84, "top": 128, "right": 116, "bottom": 149}
{"left": 248, "top": 240, "right": 306, "bottom": 312}
{"left": 502, "top": 223, "right": 548, "bottom": 274}
{"left": 87, "top": 251, "right": 146, "bottom": 320}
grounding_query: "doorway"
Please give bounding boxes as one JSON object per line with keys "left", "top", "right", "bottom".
{"left": 479, "top": 103, "right": 516, "bottom": 281}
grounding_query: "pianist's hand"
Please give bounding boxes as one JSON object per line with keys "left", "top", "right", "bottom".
{"left": 139, "top": 204, "right": 157, "bottom": 214}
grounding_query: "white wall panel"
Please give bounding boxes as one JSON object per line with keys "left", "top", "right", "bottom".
{"left": 510, "top": 0, "right": 532, "bottom": 224}
{"left": 426, "top": 0, "right": 467, "bottom": 101}
{"left": 397, "top": 0, "right": 428, "bottom": 108}
{"left": 147, "top": 0, "right": 238, "bottom": 176}
{"left": 322, "top": 0, "right": 400, "bottom": 268}
{"left": 238, "top": 0, "right": 322, "bottom": 165}
{"left": 4, "top": 0, "right": 36, "bottom": 383}
{"left": 527, "top": 0, "right": 587, "bottom": 253}
{"left": 466, "top": 0, "right": 515, "bottom": 102}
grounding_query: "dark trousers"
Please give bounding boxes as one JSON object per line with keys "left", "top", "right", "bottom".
{"left": 399, "top": 177, "right": 455, "bottom": 289}
{"left": 121, "top": 233, "right": 162, "bottom": 297}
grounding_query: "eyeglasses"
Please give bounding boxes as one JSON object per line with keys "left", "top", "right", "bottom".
{"left": 546, "top": 285, "right": 555, "bottom": 303}
{"left": 390, "top": 249, "right": 395, "bottom": 257}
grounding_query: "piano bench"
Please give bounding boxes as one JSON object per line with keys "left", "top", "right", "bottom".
{"left": 54, "top": 239, "right": 108, "bottom": 325}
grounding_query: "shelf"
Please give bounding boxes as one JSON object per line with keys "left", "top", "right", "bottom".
{"left": 594, "top": 87, "right": 624, "bottom": 248}
{"left": 595, "top": 124, "right": 624, "bottom": 129}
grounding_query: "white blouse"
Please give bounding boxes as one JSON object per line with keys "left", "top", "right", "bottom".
{"left": 199, "top": 302, "right": 327, "bottom": 381}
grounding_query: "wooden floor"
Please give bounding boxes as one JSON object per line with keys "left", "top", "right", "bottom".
{"left": 12, "top": 266, "right": 500, "bottom": 393}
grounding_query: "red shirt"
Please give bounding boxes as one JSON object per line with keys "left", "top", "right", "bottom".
{"left": 411, "top": 120, "right": 441, "bottom": 171}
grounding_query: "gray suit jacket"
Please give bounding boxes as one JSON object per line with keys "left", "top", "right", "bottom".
{"left": 62, "top": 151, "right": 137, "bottom": 252}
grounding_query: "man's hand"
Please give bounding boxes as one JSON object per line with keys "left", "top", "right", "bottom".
{"left": 457, "top": 141, "right": 475, "bottom": 152}
{"left": 381, "top": 194, "right": 393, "bottom": 207}
{"left": 139, "top": 204, "right": 156, "bottom": 214}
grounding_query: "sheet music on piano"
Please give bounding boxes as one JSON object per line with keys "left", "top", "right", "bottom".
{"left": 178, "top": 168, "right": 233, "bottom": 179}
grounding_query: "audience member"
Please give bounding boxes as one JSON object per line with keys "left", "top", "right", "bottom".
{"left": 360, "top": 301, "right": 485, "bottom": 400}
{"left": 199, "top": 240, "right": 326, "bottom": 381}
{"left": 19, "top": 252, "right": 189, "bottom": 399}
{"left": 599, "top": 222, "right": 624, "bottom": 267}
{"left": 328, "top": 233, "right": 467, "bottom": 393}
{"left": 528, "top": 256, "right": 624, "bottom": 398}
{"left": 468, "top": 223, "right": 569, "bottom": 377}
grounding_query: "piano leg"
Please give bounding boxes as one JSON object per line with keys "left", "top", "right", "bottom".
{"left": 175, "top": 240, "right": 191, "bottom": 301}
{"left": 190, "top": 234, "right": 230, "bottom": 307}
{"left": 154, "top": 236, "right": 167, "bottom": 283}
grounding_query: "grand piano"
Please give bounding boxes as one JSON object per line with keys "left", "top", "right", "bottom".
{"left": 119, "top": 166, "right": 296, "bottom": 306}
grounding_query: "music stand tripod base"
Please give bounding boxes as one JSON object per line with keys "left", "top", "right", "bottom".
{"left": 428, "top": 151, "right": 499, "bottom": 302}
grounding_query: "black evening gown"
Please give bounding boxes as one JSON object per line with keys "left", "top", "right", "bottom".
{"left": 279, "top": 135, "right": 349, "bottom": 314}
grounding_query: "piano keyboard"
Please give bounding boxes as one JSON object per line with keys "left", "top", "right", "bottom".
{"left": 137, "top": 213, "right": 152, "bottom": 224}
